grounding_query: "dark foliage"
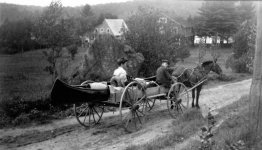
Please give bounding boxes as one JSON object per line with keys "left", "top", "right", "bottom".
{"left": 225, "top": 20, "right": 256, "bottom": 73}
{"left": 125, "top": 7, "right": 190, "bottom": 76}
{"left": 0, "top": 19, "right": 42, "bottom": 54}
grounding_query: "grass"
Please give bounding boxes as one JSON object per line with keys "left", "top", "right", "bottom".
{"left": 125, "top": 109, "right": 205, "bottom": 150}
{"left": 126, "top": 95, "right": 262, "bottom": 150}
{"left": 0, "top": 47, "right": 88, "bottom": 101}
{"left": 0, "top": 48, "right": 88, "bottom": 128}
{"left": 183, "top": 95, "right": 262, "bottom": 150}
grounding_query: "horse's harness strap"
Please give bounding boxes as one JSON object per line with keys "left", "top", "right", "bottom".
{"left": 188, "top": 67, "right": 208, "bottom": 86}
{"left": 177, "top": 68, "right": 190, "bottom": 79}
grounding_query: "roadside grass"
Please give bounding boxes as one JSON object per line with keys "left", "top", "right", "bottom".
{"left": 0, "top": 95, "right": 75, "bottom": 128}
{"left": 182, "top": 95, "right": 262, "bottom": 150}
{"left": 126, "top": 95, "right": 262, "bottom": 150}
{"left": 125, "top": 108, "right": 205, "bottom": 150}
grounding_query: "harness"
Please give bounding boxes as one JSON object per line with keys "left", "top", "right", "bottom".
{"left": 177, "top": 63, "right": 215, "bottom": 86}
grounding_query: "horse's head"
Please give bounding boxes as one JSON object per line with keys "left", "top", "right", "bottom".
{"left": 202, "top": 59, "right": 222, "bottom": 75}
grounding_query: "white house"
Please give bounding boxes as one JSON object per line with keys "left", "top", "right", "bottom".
{"left": 94, "top": 19, "right": 129, "bottom": 39}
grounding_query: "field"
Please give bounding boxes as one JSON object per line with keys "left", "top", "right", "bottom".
{"left": 0, "top": 47, "right": 251, "bottom": 102}
{"left": 0, "top": 48, "right": 88, "bottom": 101}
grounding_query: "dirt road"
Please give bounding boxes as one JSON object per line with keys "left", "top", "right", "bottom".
{"left": 0, "top": 79, "right": 252, "bottom": 150}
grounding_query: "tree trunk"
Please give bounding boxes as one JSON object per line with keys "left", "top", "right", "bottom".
{"left": 249, "top": 2, "right": 262, "bottom": 141}
{"left": 191, "top": 35, "right": 195, "bottom": 47}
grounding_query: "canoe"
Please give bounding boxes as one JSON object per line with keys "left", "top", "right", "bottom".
{"left": 51, "top": 79, "right": 110, "bottom": 105}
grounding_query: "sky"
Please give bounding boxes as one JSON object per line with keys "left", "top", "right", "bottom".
{"left": 0, "top": 0, "right": 133, "bottom": 7}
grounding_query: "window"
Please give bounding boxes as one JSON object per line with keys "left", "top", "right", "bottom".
{"left": 174, "top": 27, "right": 178, "bottom": 34}
{"left": 159, "top": 17, "right": 167, "bottom": 23}
{"left": 107, "top": 28, "right": 110, "bottom": 33}
{"left": 100, "top": 28, "right": 104, "bottom": 32}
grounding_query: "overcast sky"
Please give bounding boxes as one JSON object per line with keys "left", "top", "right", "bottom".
{"left": 0, "top": 0, "right": 133, "bottom": 6}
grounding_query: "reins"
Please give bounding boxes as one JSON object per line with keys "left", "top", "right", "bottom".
{"left": 186, "top": 63, "right": 213, "bottom": 86}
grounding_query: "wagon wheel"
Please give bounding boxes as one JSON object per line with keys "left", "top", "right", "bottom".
{"left": 167, "top": 82, "right": 189, "bottom": 118}
{"left": 142, "top": 81, "right": 159, "bottom": 112}
{"left": 74, "top": 103, "right": 104, "bottom": 128}
{"left": 142, "top": 98, "right": 156, "bottom": 112}
{"left": 119, "top": 81, "right": 146, "bottom": 132}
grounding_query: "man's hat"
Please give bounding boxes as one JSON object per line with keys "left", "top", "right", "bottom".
{"left": 162, "top": 59, "right": 169, "bottom": 64}
{"left": 117, "top": 57, "right": 128, "bottom": 65}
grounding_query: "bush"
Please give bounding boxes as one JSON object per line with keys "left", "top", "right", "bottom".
{"left": 0, "top": 47, "right": 19, "bottom": 54}
{"left": 0, "top": 96, "right": 52, "bottom": 118}
{"left": 67, "top": 44, "right": 78, "bottom": 60}
{"left": 217, "top": 74, "right": 235, "bottom": 82}
{"left": 207, "top": 74, "right": 235, "bottom": 82}
{"left": 0, "top": 95, "right": 73, "bottom": 128}
{"left": 225, "top": 20, "right": 255, "bottom": 73}
{"left": 12, "top": 113, "right": 31, "bottom": 126}
{"left": 225, "top": 54, "right": 253, "bottom": 73}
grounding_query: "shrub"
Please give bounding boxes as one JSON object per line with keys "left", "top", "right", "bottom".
{"left": 76, "top": 35, "right": 144, "bottom": 82}
{"left": 208, "top": 74, "right": 235, "bottom": 82}
{"left": 0, "top": 96, "right": 52, "bottom": 118}
{"left": 0, "top": 95, "right": 73, "bottom": 127}
{"left": 12, "top": 113, "right": 31, "bottom": 126}
{"left": 217, "top": 74, "right": 235, "bottom": 82}
{"left": 67, "top": 44, "right": 78, "bottom": 60}
{"left": 225, "top": 20, "right": 255, "bottom": 73}
{"left": 0, "top": 47, "right": 19, "bottom": 54}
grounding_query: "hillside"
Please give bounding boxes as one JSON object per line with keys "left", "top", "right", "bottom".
{"left": 0, "top": 0, "right": 202, "bottom": 25}
{"left": 0, "top": 3, "right": 43, "bottom": 25}
{"left": 92, "top": 0, "right": 202, "bottom": 19}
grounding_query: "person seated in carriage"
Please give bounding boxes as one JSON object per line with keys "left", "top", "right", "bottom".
{"left": 156, "top": 59, "right": 177, "bottom": 89}
{"left": 110, "top": 57, "right": 129, "bottom": 87}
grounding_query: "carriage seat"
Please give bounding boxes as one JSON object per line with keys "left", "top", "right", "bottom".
{"left": 89, "top": 82, "right": 108, "bottom": 90}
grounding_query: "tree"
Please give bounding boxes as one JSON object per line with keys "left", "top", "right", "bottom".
{"left": 75, "top": 4, "right": 96, "bottom": 36}
{"left": 81, "top": 4, "right": 93, "bottom": 17}
{"left": 225, "top": 20, "right": 256, "bottom": 73}
{"left": 34, "top": 1, "right": 76, "bottom": 82}
{"left": 197, "top": 1, "right": 239, "bottom": 44}
{"left": 249, "top": 2, "right": 262, "bottom": 146}
{"left": 0, "top": 19, "right": 37, "bottom": 54}
{"left": 237, "top": 1, "right": 255, "bottom": 23}
{"left": 125, "top": 7, "right": 190, "bottom": 76}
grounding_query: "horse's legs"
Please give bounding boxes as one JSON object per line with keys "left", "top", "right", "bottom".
{"left": 196, "top": 84, "right": 203, "bottom": 109}
{"left": 191, "top": 88, "right": 195, "bottom": 107}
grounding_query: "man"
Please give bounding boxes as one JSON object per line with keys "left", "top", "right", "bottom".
{"left": 111, "top": 57, "right": 128, "bottom": 87}
{"left": 156, "top": 59, "right": 174, "bottom": 88}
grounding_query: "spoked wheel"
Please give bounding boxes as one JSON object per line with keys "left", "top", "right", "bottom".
{"left": 142, "top": 98, "right": 156, "bottom": 112}
{"left": 119, "top": 81, "right": 146, "bottom": 132}
{"left": 74, "top": 103, "right": 104, "bottom": 128}
{"left": 142, "top": 81, "right": 159, "bottom": 112}
{"left": 167, "top": 82, "right": 189, "bottom": 118}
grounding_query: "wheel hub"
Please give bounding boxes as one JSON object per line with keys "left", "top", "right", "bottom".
{"left": 130, "top": 104, "right": 140, "bottom": 111}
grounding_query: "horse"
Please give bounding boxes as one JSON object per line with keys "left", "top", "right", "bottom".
{"left": 171, "top": 59, "right": 222, "bottom": 108}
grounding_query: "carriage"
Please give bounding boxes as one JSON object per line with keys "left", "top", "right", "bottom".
{"left": 51, "top": 60, "right": 221, "bottom": 132}
{"left": 51, "top": 77, "right": 191, "bottom": 132}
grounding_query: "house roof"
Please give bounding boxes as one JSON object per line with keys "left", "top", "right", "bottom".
{"left": 104, "top": 19, "right": 128, "bottom": 36}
